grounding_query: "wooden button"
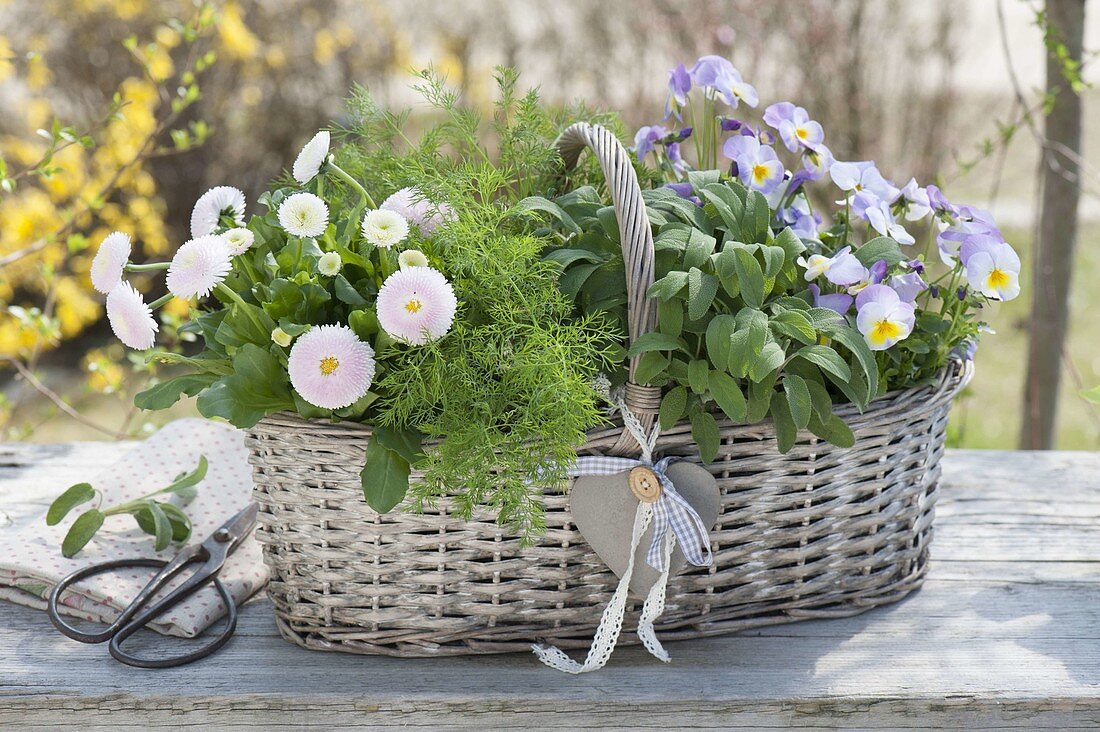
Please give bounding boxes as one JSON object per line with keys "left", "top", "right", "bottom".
{"left": 629, "top": 466, "right": 662, "bottom": 503}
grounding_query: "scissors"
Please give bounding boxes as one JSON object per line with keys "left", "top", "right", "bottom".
{"left": 46, "top": 503, "right": 258, "bottom": 669}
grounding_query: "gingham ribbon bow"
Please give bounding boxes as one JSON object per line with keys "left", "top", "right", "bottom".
{"left": 533, "top": 394, "right": 714, "bottom": 674}
{"left": 568, "top": 455, "right": 712, "bottom": 572}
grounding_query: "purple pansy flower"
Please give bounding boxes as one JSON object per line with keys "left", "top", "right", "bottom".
{"left": 797, "top": 245, "right": 866, "bottom": 286}
{"left": 665, "top": 182, "right": 702, "bottom": 206}
{"left": 890, "top": 271, "right": 928, "bottom": 302}
{"left": 855, "top": 284, "right": 916, "bottom": 351}
{"left": 854, "top": 191, "right": 916, "bottom": 245}
{"left": 898, "top": 178, "right": 931, "bottom": 221}
{"left": 762, "top": 101, "right": 825, "bottom": 152}
{"left": 633, "top": 124, "right": 668, "bottom": 160}
{"left": 664, "top": 63, "right": 692, "bottom": 121}
{"left": 666, "top": 141, "right": 687, "bottom": 178}
{"left": 925, "top": 184, "right": 958, "bottom": 217}
{"left": 809, "top": 283, "right": 853, "bottom": 315}
{"left": 937, "top": 205, "right": 1003, "bottom": 265}
{"left": 801, "top": 144, "right": 834, "bottom": 181}
{"left": 830, "top": 161, "right": 900, "bottom": 202}
{"left": 689, "top": 55, "right": 759, "bottom": 108}
{"left": 723, "top": 135, "right": 784, "bottom": 194}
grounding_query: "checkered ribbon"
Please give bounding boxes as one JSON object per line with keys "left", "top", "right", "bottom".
{"left": 532, "top": 394, "right": 714, "bottom": 674}
{"left": 568, "top": 455, "right": 712, "bottom": 572}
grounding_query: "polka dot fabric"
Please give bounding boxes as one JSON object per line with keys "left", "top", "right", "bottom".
{"left": 0, "top": 419, "right": 268, "bottom": 638}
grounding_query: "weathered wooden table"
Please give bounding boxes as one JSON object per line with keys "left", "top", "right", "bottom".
{"left": 0, "top": 441, "right": 1097, "bottom": 730}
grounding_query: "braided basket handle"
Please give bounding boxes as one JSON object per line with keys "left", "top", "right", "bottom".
{"left": 556, "top": 122, "right": 661, "bottom": 456}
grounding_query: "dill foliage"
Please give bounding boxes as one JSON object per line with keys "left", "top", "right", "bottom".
{"left": 139, "top": 68, "right": 620, "bottom": 540}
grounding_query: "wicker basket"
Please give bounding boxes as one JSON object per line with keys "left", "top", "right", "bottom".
{"left": 244, "top": 123, "right": 971, "bottom": 657}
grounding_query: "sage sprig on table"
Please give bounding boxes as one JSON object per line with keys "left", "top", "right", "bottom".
{"left": 46, "top": 456, "right": 207, "bottom": 557}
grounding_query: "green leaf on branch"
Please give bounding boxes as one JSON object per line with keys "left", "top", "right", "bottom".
{"left": 795, "top": 345, "right": 852, "bottom": 382}
{"left": 783, "top": 374, "right": 812, "bottom": 430}
{"left": 135, "top": 373, "right": 218, "bottom": 411}
{"left": 770, "top": 392, "right": 797, "bottom": 454}
{"left": 690, "top": 409, "right": 720, "bottom": 463}
{"left": 659, "top": 385, "right": 688, "bottom": 430}
{"left": 361, "top": 437, "right": 411, "bottom": 513}
{"left": 687, "top": 267, "right": 719, "bottom": 320}
{"left": 853, "top": 236, "right": 906, "bottom": 267}
{"left": 197, "top": 344, "right": 294, "bottom": 428}
{"left": 708, "top": 370, "right": 747, "bottom": 423}
{"left": 626, "top": 332, "right": 689, "bottom": 357}
{"left": 62, "top": 510, "right": 105, "bottom": 558}
{"left": 46, "top": 483, "right": 96, "bottom": 526}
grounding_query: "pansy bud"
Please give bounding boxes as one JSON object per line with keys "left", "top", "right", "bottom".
{"left": 271, "top": 327, "right": 294, "bottom": 348}
{"left": 956, "top": 285, "right": 968, "bottom": 301}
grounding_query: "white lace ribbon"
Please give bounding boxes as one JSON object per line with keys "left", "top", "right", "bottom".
{"left": 532, "top": 397, "right": 713, "bottom": 673}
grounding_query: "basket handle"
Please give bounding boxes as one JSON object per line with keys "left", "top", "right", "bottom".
{"left": 556, "top": 122, "right": 661, "bottom": 456}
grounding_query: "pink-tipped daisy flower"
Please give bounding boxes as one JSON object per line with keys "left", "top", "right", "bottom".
{"left": 106, "top": 282, "right": 158, "bottom": 350}
{"left": 166, "top": 235, "right": 233, "bottom": 299}
{"left": 90, "top": 231, "right": 131, "bottom": 294}
{"left": 293, "top": 130, "right": 330, "bottom": 184}
{"left": 376, "top": 266, "right": 457, "bottom": 345}
{"left": 190, "top": 186, "right": 246, "bottom": 238}
{"left": 287, "top": 324, "right": 376, "bottom": 410}
{"left": 380, "top": 187, "right": 454, "bottom": 237}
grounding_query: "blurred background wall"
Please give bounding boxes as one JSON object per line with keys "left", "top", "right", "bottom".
{"left": 0, "top": 0, "right": 1097, "bottom": 448}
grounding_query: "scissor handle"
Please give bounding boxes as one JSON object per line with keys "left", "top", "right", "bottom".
{"left": 109, "top": 576, "right": 238, "bottom": 669}
{"left": 48, "top": 558, "right": 172, "bottom": 643}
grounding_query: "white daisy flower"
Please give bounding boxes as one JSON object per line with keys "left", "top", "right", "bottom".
{"left": 293, "top": 130, "right": 330, "bottom": 185}
{"left": 106, "top": 282, "right": 158, "bottom": 350}
{"left": 166, "top": 235, "right": 233, "bottom": 299}
{"left": 287, "top": 324, "right": 376, "bottom": 410}
{"left": 223, "top": 227, "right": 255, "bottom": 256}
{"left": 317, "top": 251, "right": 342, "bottom": 277}
{"left": 398, "top": 249, "right": 429, "bottom": 270}
{"left": 190, "top": 186, "right": 246, "bottom": 238}
{"left": 360, "top": 208, "right": 409, "bottom": 249}
{"left": 381, "top": 187, "right": 454, "bottom": 236}
{"left": 376, "top": 266, "right": 457, "bottom": 345}
{"left": 279, "top": 192, "right": 329, "bottom": 238}
{"left": 90, "top": 231, "right": 131, "bottom": 294}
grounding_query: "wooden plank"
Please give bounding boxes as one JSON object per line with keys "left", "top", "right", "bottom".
{"left": 0, "top": 443, "right": 1097, "bottom": 728}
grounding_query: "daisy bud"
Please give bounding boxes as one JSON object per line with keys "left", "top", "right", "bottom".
{"left": 398, "top": 249, "right": 429, "bottom": 270}
{"left": 318, "top": 251, "right": 342, "bottom": 277}
{"left": 271, "top": 327, "right": 294, "bottom": 348}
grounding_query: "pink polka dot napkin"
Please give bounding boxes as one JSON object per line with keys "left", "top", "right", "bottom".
{"left": 0, "top": 419, "right": 268, "bottom": 638}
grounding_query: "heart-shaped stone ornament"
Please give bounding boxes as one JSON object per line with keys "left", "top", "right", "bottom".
{"left": 570, "top": 461, "right": 720, "bottom": 598}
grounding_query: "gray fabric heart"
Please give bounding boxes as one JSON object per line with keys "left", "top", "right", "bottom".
{"left": 570, "top": 461, "right": 720, "bottom": 598}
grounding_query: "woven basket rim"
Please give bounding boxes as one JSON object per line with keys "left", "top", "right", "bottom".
{"left": 254, "top": 358, "right": 972, "bottom": 438}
